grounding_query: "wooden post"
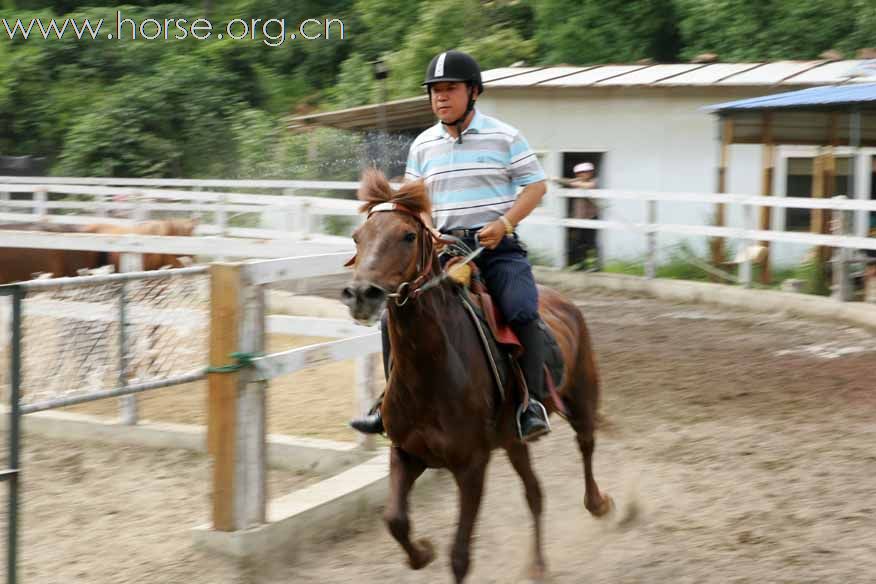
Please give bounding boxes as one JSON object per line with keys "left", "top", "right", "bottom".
{"left": 354, "top": 353, "right": 379, "bottom": 450}
{"left": 740, "top": 202, "right": 755, "bottom": 288}
{"left": 119, "top": 252, "right": 143, "bottom": 425}
{"left": 711, "top": 118, "right": 732, "bottom": 274}
{"left": 32, "top": 188, "right": 47, "bottom": 218}
{"left": 131, "top": 190, "right": 149, "bottom": 222}
{"left": 810, "top": 152, "right": 830, "bottom": 295}
{"left": 759, "top": 113, "right": 774, "bottom": 284}
{"left": 830, "top": 196, "right": 852, "bottom": 301}
{"left": 207, "top": 263, "right": 267, "bottom": 531}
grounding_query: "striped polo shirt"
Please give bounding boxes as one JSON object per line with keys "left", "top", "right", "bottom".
{"left": 404, "top": 110, "right": 546, "bottom": 231}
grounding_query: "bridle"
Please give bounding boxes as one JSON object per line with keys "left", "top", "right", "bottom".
{"left": 345, "top": 202, "right": 446, "bottom": 306}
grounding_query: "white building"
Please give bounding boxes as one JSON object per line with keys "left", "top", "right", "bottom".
{"left": 290, "top": 60, "right": 876, "bottom": 268}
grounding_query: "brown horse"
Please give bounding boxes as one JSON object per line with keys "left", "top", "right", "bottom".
{"left": 0, "top": 219, "right": 197, "bottom": 284}
{"left": 82, "top": 218, "right": 198, "bottom": 271}
{"left": 341, "top": 170, "right": 613, "bottom": 583}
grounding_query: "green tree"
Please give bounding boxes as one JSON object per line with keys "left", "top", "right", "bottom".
{"left": 675, "top": 0, "right": 875, "bottom": 61}
{"left": 534, "top": 0, "right": 682, "bottom": 64}
{"left": 386, "top": 0, "right": 536, "bottom": 98}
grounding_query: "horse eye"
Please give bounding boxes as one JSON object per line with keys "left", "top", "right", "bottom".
{"left": 403, "top": 232, "right": 416, "bottom": 243}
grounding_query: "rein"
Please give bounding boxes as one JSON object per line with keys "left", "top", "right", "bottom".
{"left": 345, "top": 202, "right": 479, "bottom": 306}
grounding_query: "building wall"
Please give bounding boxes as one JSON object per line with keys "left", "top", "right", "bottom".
{"left": 476, "top": 86, "right": 817, "bottom": 268}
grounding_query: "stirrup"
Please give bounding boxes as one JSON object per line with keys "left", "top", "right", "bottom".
{"left": 516, "top": 400, "right": 551, "bottom": 442}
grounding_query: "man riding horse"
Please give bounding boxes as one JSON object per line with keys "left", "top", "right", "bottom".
{"left": 350, "top": 50, "right": 551, "bottom": 442}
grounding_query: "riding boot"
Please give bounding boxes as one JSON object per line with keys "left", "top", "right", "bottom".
{"left": 513, "top": 318, "right": 551, "bottom": 442}
{"left": 350, "top": 311, "right": 391, "bottom": 435}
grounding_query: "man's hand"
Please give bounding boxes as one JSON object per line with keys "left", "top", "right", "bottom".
{"left": 427, "top": 226, "right": 447, "bottom": 251}
{"left": 477, "top": 219, "right": 506, "bottom": 250}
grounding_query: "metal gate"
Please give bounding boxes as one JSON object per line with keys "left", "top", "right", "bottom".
{"left": 2, "top": 286, "right": 21, "bottom": 584}
{"left": 1, "top": 266, "right": 209, "bottom": 584}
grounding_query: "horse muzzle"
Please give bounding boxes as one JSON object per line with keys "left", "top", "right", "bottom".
{"left": 341, "top": 281, "right": 387, "bottom": 324}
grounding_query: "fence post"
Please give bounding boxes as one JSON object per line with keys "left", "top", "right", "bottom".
{"left": 207, "top": 262, "right": 267, "bottom": 531}
{"left": 740, "top": 202, "right": 754, "bottom": 288}
{"left": 7, "top": 287, "right": 22, "bottom": 584}
{"left": 301, "top": 200, "right": 314, "bottom": 240}
{"left": 131, "top": 191, "right": 149, "bottom": 222}
{"left": 831, "top": 196, "right": 852, "bottom": 301}
{"left": 0, "top": 190, "right": 9, "bottom": 214}
{"left": 215, "top": 195, "right": 229, "bottom": 263}
{"left": 118, "top": 253, "right": 143, "bottom": 425}
{"left": 216, "top": 195, "right": 229, "bottom": 237}
{"left": 32, "top": 188, "right": 47, "bottom": 218}
{"left": 354, "top": 353, "right": 379, "bottom": 450}
{"left": 645, "top": 198, "right": 657, "bottom": 279}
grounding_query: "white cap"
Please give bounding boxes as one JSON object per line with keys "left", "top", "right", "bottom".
{"left": 573, "top": 162, "right": 594, "bottom": 174}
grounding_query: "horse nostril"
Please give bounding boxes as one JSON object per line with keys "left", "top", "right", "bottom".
{"left": 364, "top": 285, "right": 384, "bottom": 300}
{"left": 341, "top": 287, "right": 355, "bottom": 301}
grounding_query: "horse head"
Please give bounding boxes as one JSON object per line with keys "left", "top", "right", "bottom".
{"left": 341, "top": 169, "right": 440, "bottom": 325}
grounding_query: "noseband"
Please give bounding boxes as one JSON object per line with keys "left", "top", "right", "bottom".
{"left": 345, "top": 202, "right": 445, "bottom": 306}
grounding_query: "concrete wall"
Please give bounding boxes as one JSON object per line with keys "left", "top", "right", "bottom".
{"left": 477, "top": 86, "right": 866, "bottom": 269}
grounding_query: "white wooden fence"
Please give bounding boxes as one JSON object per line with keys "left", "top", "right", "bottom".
{"left": 2, "top": 175, "right": 875, "bottom": 297}
{"left": 206, "top": 253, "right": 380, "bottom": 532}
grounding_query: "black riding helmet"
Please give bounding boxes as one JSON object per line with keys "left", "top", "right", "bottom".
{"left": 423, "top": 50, "right": 483, "bottom": 143}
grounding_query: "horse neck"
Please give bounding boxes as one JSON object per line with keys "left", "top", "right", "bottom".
{"left": 386, "top": 261, "right": 461, "bottom": 384}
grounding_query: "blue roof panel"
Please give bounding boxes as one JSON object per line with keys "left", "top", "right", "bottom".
{"left": 706, "top": 83, "right": 876, "bottom": 112}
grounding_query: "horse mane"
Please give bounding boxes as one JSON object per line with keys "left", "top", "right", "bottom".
{"left": 356, "top": 168, "right": 430, "bottom": 217}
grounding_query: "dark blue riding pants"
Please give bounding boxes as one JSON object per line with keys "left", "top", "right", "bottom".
{"left": 448, "top": 233, "right": 540, "bottom": 325}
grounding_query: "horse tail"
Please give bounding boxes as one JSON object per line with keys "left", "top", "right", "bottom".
{"left": 573, "top": 307, "right": 609, "bottom": 431}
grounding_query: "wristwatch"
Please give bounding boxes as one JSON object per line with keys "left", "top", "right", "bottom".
{"left": 499, "top": 215, "right": 514, "bottom": 236}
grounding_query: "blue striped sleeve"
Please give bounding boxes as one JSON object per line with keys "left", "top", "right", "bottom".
{"left": 404, "top": 149, "right": 422, "bottom": 180}
{"left": 508, "top": 133, "right": 545, "bottom": 188}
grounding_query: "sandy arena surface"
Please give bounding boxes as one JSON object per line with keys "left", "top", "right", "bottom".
{"left": 4, "top": 287, "right": 876, "bottom": 583}
{"left": 0, "top": 437, "right": 319, "bottom": 583}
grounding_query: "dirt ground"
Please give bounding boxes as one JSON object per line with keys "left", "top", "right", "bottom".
{"left": 64, "top": 332, "right": 382, "bottom": 442}
{"left": 5, "top": 287, "right": 876, "bottom": 583}
{"left": 0, "top": 437, "right": 319, "bottom": 584}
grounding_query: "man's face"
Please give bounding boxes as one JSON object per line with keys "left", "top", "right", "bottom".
{"left": 429, "top": 81, "right": 475, "bottom": 123}
{"left": 575, "top": 171, "right": 594, "bottom": 181}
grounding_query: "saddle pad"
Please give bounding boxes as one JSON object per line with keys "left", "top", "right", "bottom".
{"left": 458, "top": 288, "right": 565, "bottom": 399}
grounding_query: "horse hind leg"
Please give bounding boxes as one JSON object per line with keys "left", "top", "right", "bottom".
{"left": 385, "top": 447, "right": 435, "bottom": 570}
{"left": 505, "top": 441, "right": 548, "bottom": 582}
{"left": 567, "top": 333, "right": 613, "bottom": 518}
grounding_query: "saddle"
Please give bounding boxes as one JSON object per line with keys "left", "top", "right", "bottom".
{"left": 445, "top": 257, "right": 567, "bottom": 416}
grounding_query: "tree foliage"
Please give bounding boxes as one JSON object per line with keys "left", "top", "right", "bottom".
{"left": 1, "top": 0, "right": 875, "bottom": 178}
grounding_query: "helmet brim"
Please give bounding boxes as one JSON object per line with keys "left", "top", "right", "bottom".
{"left": 422, "top": 77, "right": 470, "bottom": 85}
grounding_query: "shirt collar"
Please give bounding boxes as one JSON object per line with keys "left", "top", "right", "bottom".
{"left": 437, "top": 109, "right": 483, "bottom": 139}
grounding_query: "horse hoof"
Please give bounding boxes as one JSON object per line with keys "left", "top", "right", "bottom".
{"left": 409, "top": 538, "right": 436, "bottom": 570}
{"left": 586, "top": 493, "right": 615, "bottom": 518}
{"left": 526, "top": 562, "right": 549, "bottom": 583}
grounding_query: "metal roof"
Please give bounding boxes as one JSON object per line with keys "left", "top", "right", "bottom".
{"left": 286, "top": 60, "right": 876, "bottom": 132}
{"left": 706, "top": 83, "right": 876, "bottom": 112}
{"left": 487, "top": 60, "right": 872, "bottom": 88}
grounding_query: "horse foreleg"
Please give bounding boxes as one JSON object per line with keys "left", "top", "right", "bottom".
{"left": 450, "top": 461, "right": 488, "bottom": 584}
{"left": 384, "top": 446, "right": 434, "bottom": 570}
{"left": 505, "top": 442, "right": 547, "bottom": 582}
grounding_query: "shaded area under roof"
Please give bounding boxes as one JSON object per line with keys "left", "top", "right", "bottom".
{"left": 707, "top": 84, "right": 876, "bottom": 147}
{"left": 706, "top": 83, "right": 876, "bottom": 112}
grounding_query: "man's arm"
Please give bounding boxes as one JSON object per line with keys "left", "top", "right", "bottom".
{"left": 504, "top": 180, "right": 547, "bottom": 226}
{"left": 477, "top": 180, "right": 546, "bottom": 250}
